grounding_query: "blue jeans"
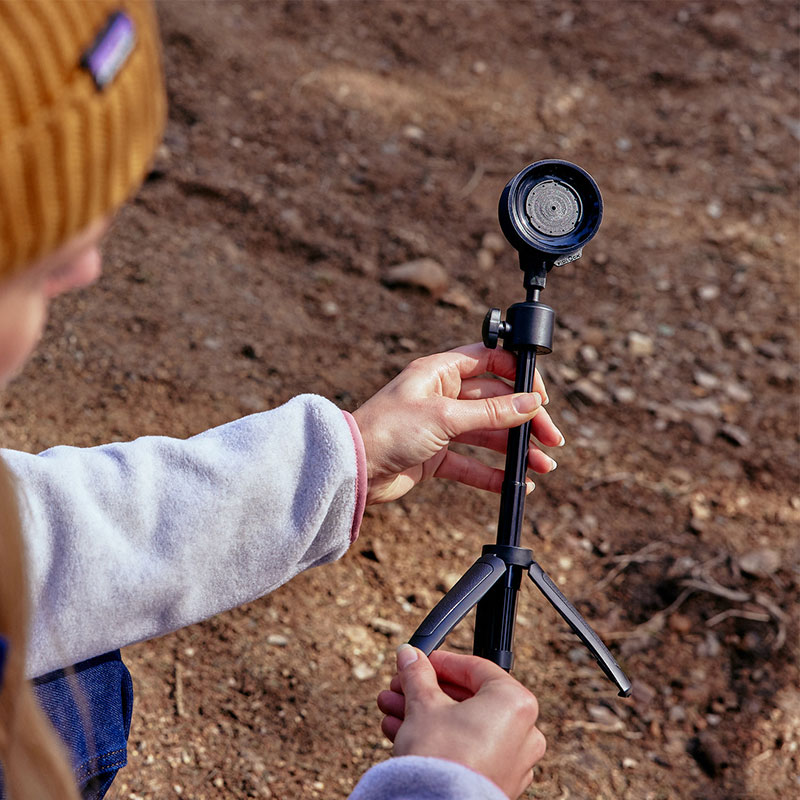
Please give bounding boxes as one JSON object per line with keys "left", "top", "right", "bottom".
{"left": 0, "top": 651, "right": 133, "bottom": 800}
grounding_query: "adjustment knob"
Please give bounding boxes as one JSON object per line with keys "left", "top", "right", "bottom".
{"left": 482, "top": 308, "right": 505, "bottom": 349}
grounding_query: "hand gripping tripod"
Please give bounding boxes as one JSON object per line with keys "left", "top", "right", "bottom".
{"left": 409, "top": 161, "right": 632, "bottom": 697}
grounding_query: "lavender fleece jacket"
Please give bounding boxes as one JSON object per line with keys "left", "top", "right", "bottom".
{"left": 4, "top": 394, "right": 364, "bottom": 678}
{"left": 3, "top": 393, "right": 506, "bottom": 800}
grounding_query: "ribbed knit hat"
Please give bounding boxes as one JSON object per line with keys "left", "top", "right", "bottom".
{"left": 0, "top": 0, "right": 166, "bottom": 279}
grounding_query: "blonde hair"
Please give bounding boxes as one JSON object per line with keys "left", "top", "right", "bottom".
{"left": 0, "top": 2, "right": 165, "bottom": 792}
{"left": 0, "top": 457, "right": 81, "bottom": 800}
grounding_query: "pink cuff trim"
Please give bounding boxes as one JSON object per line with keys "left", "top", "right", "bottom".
{"left": 342, "top": 410, "right": 367, "bottom": 543}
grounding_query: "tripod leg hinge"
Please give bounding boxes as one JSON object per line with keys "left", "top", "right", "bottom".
{"left": 481, "top": 544, "right": 533, "bottom": 568}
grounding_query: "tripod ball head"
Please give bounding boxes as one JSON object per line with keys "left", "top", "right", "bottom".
{"left": 499, "top": 160, "right": 602, "bottom": 269}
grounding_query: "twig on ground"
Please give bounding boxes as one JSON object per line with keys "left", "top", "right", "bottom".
{"left": 754, "top": 593, "right": 788, "bottom": 650}
{"left": 637, "top": 587, "right": 695, "bottom": 632}
{"left": 290, "top": 69, "right": 321, "bottom": 97}
{"left": 679, "top": 578, "right": 750, "bottom": 603}
{"left": 457, "top": 161, "right": 485, "bottom": 198}
{"left": 581, "top": 472, "right": 692, "bottom": 495}
{"left": 754, "top": 592, "right": 788, "bottom": 621}
{"left": 586, "top": 541, "right": 665, "bottom": 597}
{"left": 582, "top": 472, "right": 633, "bottom": 491}
{"left": 174, "top": 661, "right": 186, "bottom": 718}
{"left": 706, "top": 608, "right": 771, "bottom": 626}
{"left": 750, "top": 749, "right": 775, "bottom": 765}
{"left": 564, "top": 719, "right": 626, "bottom": 734}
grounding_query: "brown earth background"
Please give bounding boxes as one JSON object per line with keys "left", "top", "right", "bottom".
{"left": 2, "top": 1, "right": 799, "bottom": 798}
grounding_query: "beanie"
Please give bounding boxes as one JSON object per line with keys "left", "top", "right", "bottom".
{"left": 0, "top": 0, "right": 166, "bottom": 279}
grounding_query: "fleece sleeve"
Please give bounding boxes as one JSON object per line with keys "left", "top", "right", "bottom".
{"left": 1, "top": 394, "right": 367, "bottom": 678}
{"left": 349, "top": 756, "right": 508, "bottom": 800}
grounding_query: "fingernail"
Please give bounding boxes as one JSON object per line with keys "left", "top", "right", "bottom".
{"left": 525, "top": 480, "right": 536, "bottom": 495}
{"left": 397, "top": 643, "right": 418, "bottom": 670}
{"left": 549, "top": 457, "right": 558, "bottom": 471}
{"left": 513, "top": 393, "right": 542, "bottom": 414}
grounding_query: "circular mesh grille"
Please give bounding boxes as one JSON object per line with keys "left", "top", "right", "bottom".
{"left": 524, "top": 180, "right": 580, "bottom": 236}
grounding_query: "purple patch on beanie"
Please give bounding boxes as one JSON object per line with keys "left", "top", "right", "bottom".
{"left": 81, "top": 11, "right": 137, "bottom": 90}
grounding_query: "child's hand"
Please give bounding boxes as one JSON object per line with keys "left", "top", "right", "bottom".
{"left": 377, "top": 646, "right": 546, "bottom": 799}
{"left": 352, "top": 343, "right": 563, "bottom": 505}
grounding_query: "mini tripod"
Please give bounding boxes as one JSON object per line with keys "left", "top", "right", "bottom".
{"left": 409, "top": 161, "right": 631, "bottom": 697}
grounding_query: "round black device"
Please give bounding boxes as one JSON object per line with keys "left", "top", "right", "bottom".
{"left": 498, "top": 160, "right": 602, "bottom": 268}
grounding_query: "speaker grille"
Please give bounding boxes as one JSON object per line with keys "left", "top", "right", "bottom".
{"left": 525, "top": 180, "right": 580, "bottom": 236}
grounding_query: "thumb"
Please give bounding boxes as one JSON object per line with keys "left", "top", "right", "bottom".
{"left": 447, "top": 392, "right": 543, "bottom": 437}
{"left": 396, "top": 645, "right": 443, "bottom": 711}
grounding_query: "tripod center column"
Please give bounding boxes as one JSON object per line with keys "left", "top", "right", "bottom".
{"left": 494, "top": 300, "right": 554, "bottom": 548}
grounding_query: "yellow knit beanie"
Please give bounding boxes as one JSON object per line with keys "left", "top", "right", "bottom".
{"left": 0, "top": 0, "right": 166, "bottom": 279}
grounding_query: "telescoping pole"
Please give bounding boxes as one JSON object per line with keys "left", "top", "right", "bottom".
{"left": 473, "top": 276, "right": 553, "bottom": 670}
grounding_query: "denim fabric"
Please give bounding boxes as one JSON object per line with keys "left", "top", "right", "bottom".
{"left": 0, "top": 636, "right": 7, "bottom": 689}
{"left": 0, "top": 651, "right": 133, "bottom": 800}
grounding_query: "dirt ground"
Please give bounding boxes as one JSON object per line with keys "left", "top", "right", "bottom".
{"left": 2, "top": 1, "right": 798, "bottom": 798}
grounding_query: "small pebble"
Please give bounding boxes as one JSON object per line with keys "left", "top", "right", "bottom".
{"left": 384, "top": 258, "right": 449, "bottom": 296}
{"left": 402, "top": 124, "right": 424, "bottom": 140}
{"left": 476, "top": 248, "right": 494, "bottom": 271}
{"left": 668, "top": 705, "right": 687, "bottom": 723}
{"left": 613, "top": 386, "right": 636, "bottom": 404}
{"left": 321, "top": 300, "right": 339, "bottom": 317}
{"left": 352, "top": 662, "right": 377, "bottom": 681}
{"left": 481, "top": 232, "right": 506, "bottom": 254}
{"left": 698, "top": 284, "right": 720, "bottom": 301}
{"left": 628, "top": 331, "right": 654, "bottom": 357}
{"left": 668, "top": 613, "right": 692, "bottom": 634}
{"left": 738, "top": 547, "right": 781, "bottom": 577}
{"left": 370, "top": 617, "right": 404, "bottom": 636}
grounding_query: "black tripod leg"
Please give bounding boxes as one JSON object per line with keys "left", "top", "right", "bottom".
{"left": 409, "top": 555, "right": 507, "bottom": 655}
{"left": 528, "top": 560, "right": 632, "bottom": 697}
